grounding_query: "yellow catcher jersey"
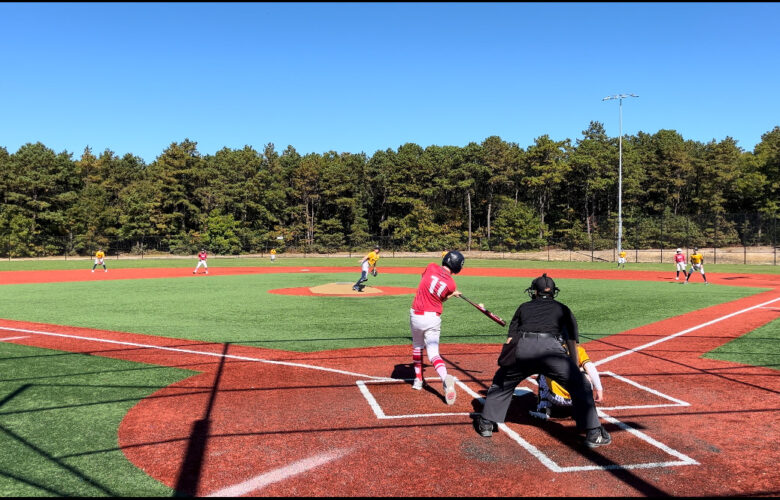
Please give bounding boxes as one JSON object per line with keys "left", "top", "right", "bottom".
{"left": 549, "top": 345, "right": 591, "bottom": 400}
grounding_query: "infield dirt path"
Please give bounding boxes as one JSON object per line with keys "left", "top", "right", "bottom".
{"left": 0, "top": 267, "right": 778, "bottom": 497}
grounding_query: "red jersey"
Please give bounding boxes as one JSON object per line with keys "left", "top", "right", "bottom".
{"left": 411, "top": 263, "right": 457, "bottom": 314}
{"left": 198, "top": 251, "right": 207, "bottom": 261}
{"left": 674, "top": 253, "right": 686, "bottom": 264}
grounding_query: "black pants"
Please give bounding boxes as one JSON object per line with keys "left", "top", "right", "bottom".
{"left": 481, "top": 335, "right": 601, "bottom": 431}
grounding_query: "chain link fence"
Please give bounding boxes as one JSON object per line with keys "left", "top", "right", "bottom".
{"left": 1, "top": 212, "right": 777, "bottom": 265}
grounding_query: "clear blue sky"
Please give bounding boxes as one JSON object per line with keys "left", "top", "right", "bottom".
{"left": 1, "top": 2, "right": 779, "bottom": 163}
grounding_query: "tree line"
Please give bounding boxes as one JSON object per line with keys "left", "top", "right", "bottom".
{"left": 0, "top": 122, "right": 778, "bottom": 257}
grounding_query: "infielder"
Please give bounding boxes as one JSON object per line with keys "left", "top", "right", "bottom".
{"left": 529, "top": 342, "right": 604, "bottom": 421}
{"left": 92, "top": 249, "right": 107, "bottom": 272}
{"left": 673, "top": 248, "right": 688, "bottom": 281}
{"left": 617, "top": 249, "right": 627, "bottom": 269}
{"left": 408, "top": 250, "right": 464, "bottom": 405}
{"left": 193, "top": 249, "right": 208, "bottom": 274}
{"left": 352, "top": 245, "right": 380, "bottom": 292}
{"left": 270, "top": 248, "right": 276, "bottom": 262}
{"left": 684, "top": 247, "right": 709, "bottom": 284}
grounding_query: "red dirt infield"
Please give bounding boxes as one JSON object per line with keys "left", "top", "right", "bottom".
{"left": 0, "top": 266, "right": 778, "bottom": 496}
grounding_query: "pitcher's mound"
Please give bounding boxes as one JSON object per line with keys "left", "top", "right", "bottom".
{"left": 268, "top": 283, "right": 415, "bottom": 296}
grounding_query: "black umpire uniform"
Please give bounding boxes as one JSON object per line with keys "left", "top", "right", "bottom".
{"left": 477, "top": 274, "right": 610, "bottom": 447}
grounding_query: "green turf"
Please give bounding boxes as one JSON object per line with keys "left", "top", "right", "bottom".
{"left": 0, "top": 272, "right": 766, "bottom": 352}
{"left": 702, "top": 318, "right": 780, "bottom": 370}
{"left": 0, "top": 256, "right": 777, "bottom": 274}
{"left": 0, "top": 342, "right": 194, "bottom": 496}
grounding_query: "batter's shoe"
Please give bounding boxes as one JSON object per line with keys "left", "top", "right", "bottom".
{"left": 585, "top": 426, "right": 612, "bottom": 448}
{"left": 444, "top": 375, "right": 456, "bottom": 405}
{"left": 412, "top": 378, "right": 424, "bottom": 390}
{"left": 476, "top": 417, "right": 495, "bottom": 437}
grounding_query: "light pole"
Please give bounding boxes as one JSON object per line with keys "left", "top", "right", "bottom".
{"left": 602, "top": 93, "right": 638, "bottom": 257}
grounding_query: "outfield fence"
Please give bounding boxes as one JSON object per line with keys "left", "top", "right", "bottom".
{"left": 1, "top": 212, "right": 777, "bottom": 265}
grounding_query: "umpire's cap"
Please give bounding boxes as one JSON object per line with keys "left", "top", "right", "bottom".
{"left": 442, "top": 250, "right": 465, "bottom": 274}
{"left": 527, "top": 273, "right": 559, "bottom": 298}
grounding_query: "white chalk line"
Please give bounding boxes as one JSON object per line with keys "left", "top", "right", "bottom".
{"left": 594, "top": 296, "right": 780, "bottom": 367}
{"left": 205, "top": 448, "right": 351, "bottom": 497}
{"left": 0, "top": 336, "right": 30, "bottom": 342}
{"left": 357, "top": 376, "right": 698, "bottom": 472}
{"left": 0, "top": 325, "right": 392, "bottom": 382}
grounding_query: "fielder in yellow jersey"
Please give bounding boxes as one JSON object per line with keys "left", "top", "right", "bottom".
{"left": 684, "top": 247, "right": 709, "bottom": 284}
{"left": 529, "top": 344, "right": 604, "bottom": 420}
{"left": 352, "top": 245, "right": 380, "bottom": 292}
{"left": 617, "top": 250, "right": 627, "bottom": 269}
{"left": 92, "top": 249, "right": 107, "bottom": 272}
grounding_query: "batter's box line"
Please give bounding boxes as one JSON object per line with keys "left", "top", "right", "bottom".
{"left": 356, "top": 378, "right": 473, "bottom": 419}
{"left": 358, "top": 377, "right": 699, "bottom": 473}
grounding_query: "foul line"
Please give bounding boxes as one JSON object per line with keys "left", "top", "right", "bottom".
{"left": 0, "top": 325, "right": 393, "bottom": 382}
{"left": 0, "top": 336, "right": 30, "bottom": 342}
{"left": 205, "top": 448, "right": 351, "bottom": 497}
{"left": 595, "top": 296, "right": 780, "bottom": 367}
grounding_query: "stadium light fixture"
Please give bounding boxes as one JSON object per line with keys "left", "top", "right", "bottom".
{"left": 602, "top": 93, "right": 639, "bottom": 256}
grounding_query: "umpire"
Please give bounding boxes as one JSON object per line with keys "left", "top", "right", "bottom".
{"left": 476, "top": 273, "right": 611, "bottom": 448}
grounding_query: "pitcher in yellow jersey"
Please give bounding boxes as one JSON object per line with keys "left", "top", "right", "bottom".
{"left": 352, "top": 245, "right": 380, "bottom": 292}
{"left": 92, "top": 249, "right": 107, "bottom": 273}
{"left": 684, "top": 247, "right": 709, "bottom": 284}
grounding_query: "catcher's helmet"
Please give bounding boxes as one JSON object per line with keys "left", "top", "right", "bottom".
{"left": 526, "top": 273, "right": 559, "bottom": 299}
{"left": 442, "top": 250, "right": 465, "bottom": 274}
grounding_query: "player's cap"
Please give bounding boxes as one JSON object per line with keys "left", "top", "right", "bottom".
{"left": 676, "top": 248, "right": 682, "bottom": 253}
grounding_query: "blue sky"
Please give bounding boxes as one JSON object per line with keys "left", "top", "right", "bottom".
{"left": 1, "top": 2, "right": 779, "bottom": 163}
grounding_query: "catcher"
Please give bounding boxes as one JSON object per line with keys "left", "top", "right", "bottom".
{"left": 528, "top": 342, "right": 604, "bottom": 421}
{"left": 352, "top": 245, "right": 380, "bottom": 292}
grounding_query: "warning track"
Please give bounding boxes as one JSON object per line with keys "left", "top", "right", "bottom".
{"left": 0, "top": 267, "right": 778, "bottom": 497}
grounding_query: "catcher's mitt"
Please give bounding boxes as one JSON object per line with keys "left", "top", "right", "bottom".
{"left": 371, "top": 268, "right": 378, "bottom": 277}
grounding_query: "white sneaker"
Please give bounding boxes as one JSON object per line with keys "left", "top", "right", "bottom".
{"left": 104, "top": 269, "right": 108, "bottom": 272}
{"left": 675, "top": 277, "right": 679, "bottom": 280}
{"left": 91, "top": 270, "right": 94, "bottom": 273}
{"left": 443, "top": 375, "right": 456, "bottom": 405}
{"left": 412, "top": 378, "right": 424, "bottom": 390}
{"left": 205, "top": 271, "right": 208, "bottom": 274}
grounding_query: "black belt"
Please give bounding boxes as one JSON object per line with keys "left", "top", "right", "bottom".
{"left": 519, "top": 331, "right": 559, "bottom": 339}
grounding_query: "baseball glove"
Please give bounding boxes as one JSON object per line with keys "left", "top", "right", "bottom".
{"left": 371, "top": 268, "right": 378, "bottom": 277}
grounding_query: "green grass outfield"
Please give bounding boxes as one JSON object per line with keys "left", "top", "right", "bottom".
{"left": 0, "top": 271, "right": 769, "bottom": 351}
{"left": 0, "top": 259, "right": 777, "bottom": 496}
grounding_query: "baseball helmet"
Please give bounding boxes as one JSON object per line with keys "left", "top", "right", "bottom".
{"left": 676, "top": 248, "right": 682, "bottom": 253}
{"left": 442, "top": 250, "right": 465, "bottom": 274}
{"left": 693, "top": 247, "right": 699, "bottom": 252}
{"left": 526, "top": 273, "right": 559, "bottom": 298}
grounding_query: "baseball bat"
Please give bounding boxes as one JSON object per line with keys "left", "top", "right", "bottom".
{"left": 459, "top": 295, "right": 506, "bottom": 327}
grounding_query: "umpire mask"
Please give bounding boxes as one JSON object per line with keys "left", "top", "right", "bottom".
{"left": 526, "top": 273, "right": 559, "bottom": 299}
